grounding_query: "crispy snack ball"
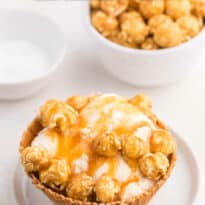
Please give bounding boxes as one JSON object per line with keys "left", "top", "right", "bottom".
{"left": 196, "top": 1, "right": 205, "bottom": 16}
{"left": 95, "top": 175, "right": 120, "bottom": 202}
{"left": 93, "top": 132, "right": 121, "bottom": 157}
{"left": 177, "top": 15, "right": 202, "bottom": 38}
{"left": 120, "top": 11, "right": 149, "bottom": 44}
{"left": 91, "top": 10, "right": 119, "bottom": 37}
{"left": 39, "top": 100, "right": 78, "bottom": 132}
{"left": 129, "top": 94, "right": 152, "bottom": 111}
{"left": 129, "top": 0, "right": 140, "bottom": 10}
{"left": 100, "top": 0, "right": 129, "bottom": 16}
{"left": 66, "top": 96, "right": 89, "bottom": 111}
{"left": 139, "top": 0, "right": 165, "bottom": 19}
{"left": 122, "top": 134, "right": 148, "bottom": 159}
{"left": 165, "top": 0, "right": 191, "bottom": 20}
{"left": 190, "top": 0, "right": 198, "bottom": 9}
{"left": 66, "top": 173, "right": 94, "bottom": 201}
{"left": 108, "top": 32, "right": 137, "bottom": 48}
{"left": 141, "top": 38, "right": 158, "bottom": 50}
{"left": 191, "top": 0, "right": 205, "bottom": 16}
{"left": 153, "top": 21, "right": 184, "bottom": 48}
{"left": 21, "top": 146, "right": 50, "bottom": 172}
{"left": 148, "top": 14, "right": 172, "bottom": 33}
{"left": 120, "top": 10, "right": 143, "bottom": 22}
{"left": 139, "top": 152, "right": 169, "bottom": 180}
{"left": 150, "top": 130, "right": 175, "bottom": 156}
{"left": 90, "top": 0, "right": 100, "bottom": 9}
{"left": 39, "top": 159, "right": 71, "bottom": 191}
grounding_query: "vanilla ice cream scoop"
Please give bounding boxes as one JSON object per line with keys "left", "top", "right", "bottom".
{"left": 31, "top": 129, "right": 58, "bottom": 157}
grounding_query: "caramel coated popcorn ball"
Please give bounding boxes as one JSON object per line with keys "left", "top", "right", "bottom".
{"left": 129, "top": 94, "right": 152, "bottom": 111}
{"left": 100, "top": 0, "right": 129, "bottom": 16}
{"left": 177, "top": 15, "right": 202, "bottom": 38}
{"left": 141, "top": 37, "right": 158, "bottom": 50}
{"left": 66, "top": 96, "right": 89, "bottom": 111}
{"left": 148, "top": 14, "right": 172, "bottom": 33}
{"left": 120, "top": 10, "right": 143, "bottom": 22}
{"left": 150, "top": 130, "right": 175, "bottom": 156}
{"left": 66, "top": 173, "right": 94, "bottom": 201}
{"left": 91, "top": 10, "right": 118, "bottom": 37}
{"left": 21, "top": 146, "right": 50, "bottom": 172}
{"left": 90, "top": 0, "right": 100, "bottom": 9}
{"left": 120, "top": 11, "right": 149, "bottom": 44}
{"left": 166, "top": 0, "right": 191, "bottom": 20}
{"left": 122, "top": 134, "right": 148, "bottom": 159}
{"left": 129, "top": 0, "right": 140, "bottom": 9}
{"left": 95, "top": 175, "right": 120, "bottom": 202}
{"left": 90, "top": 0, "right": 204, "bottom": 50}
{"left": 153, "top": 21, "right": 184, "bottom": 48}
{"left": 39, "top": 100, "right": 78, "bottom": 132}
{"left": 108, "top": 31, "right": 137, "bottom": 48}
{"left": 39, "top": 159, "right": 71, "bottom": 191}
{"left": 93, "top": 132, "right": 121, "bottom": 157}
{"left": 194, "top": 0, "right": 205, "bottom": 16}
{"left": 139, "top": 0, "right": 165, "bottom": 19}
{"left": 139, "top": 152, "right": 169, "bottom": 180}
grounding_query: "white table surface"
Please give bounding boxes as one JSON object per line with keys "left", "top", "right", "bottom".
{"left": 0, "top": 0, "right": 204, "bottom": 204}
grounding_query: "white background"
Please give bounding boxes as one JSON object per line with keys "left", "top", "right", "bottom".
{"left": 0, "top": 0, "right": 204, "bottom": 204}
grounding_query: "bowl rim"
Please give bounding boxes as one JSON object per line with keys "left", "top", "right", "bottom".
{"left": 84, "top": 2, "right": 205, "bottom": 56}
{"left": 0, "top": 8, "right": 67, "bottom": 86}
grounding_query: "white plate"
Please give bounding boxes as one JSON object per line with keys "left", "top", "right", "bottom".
{"left": 13, "top": 130, "right": 200, "bottom": 205}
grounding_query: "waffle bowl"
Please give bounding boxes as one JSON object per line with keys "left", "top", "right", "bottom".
{"left": 19, "top": 115, "right": 176, "bottom": 205}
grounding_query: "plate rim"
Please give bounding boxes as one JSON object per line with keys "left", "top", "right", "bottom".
{"left": 170, "top": 129, "right": 200, "bottom": 204}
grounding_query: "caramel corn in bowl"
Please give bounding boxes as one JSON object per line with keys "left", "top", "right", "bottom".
{"left": 20, "top": 94, "right": 176, "bottom": 205}
{"left": 85, "top": 0, "right": 205, "bottom": 87}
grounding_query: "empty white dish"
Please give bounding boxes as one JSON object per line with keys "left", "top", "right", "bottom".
{"left": 0, "top": 9, "right": 66, "bottom": 100}
{"left": 12, "top": 129, "right": 199, "bottom": 205}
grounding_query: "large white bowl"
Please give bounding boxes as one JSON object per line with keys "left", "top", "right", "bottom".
{"left": 0, "top": 9, "right": 66, "bottom": 100}
{"left": 84, "top": 4, "right": 205, "bottom": 87}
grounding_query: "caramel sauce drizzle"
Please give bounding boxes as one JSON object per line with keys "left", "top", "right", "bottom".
{"left": 52, "top": 96, "right": 156, "bottom": 191}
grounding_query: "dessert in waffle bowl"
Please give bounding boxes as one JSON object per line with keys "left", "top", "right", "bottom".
{"left": 19, "top": 93, "right": 176, "bottom": 205}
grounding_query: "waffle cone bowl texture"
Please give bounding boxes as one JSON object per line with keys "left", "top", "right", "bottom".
{"left": 19, "top": 94, "right": 176, "bottom": 205}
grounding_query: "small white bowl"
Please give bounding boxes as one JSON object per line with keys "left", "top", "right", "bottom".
{"left": 84, "top": 4, "right": 205, "bottom": 87}
{"left": 0, "top": 9, "right": 66, "bottom": 100}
